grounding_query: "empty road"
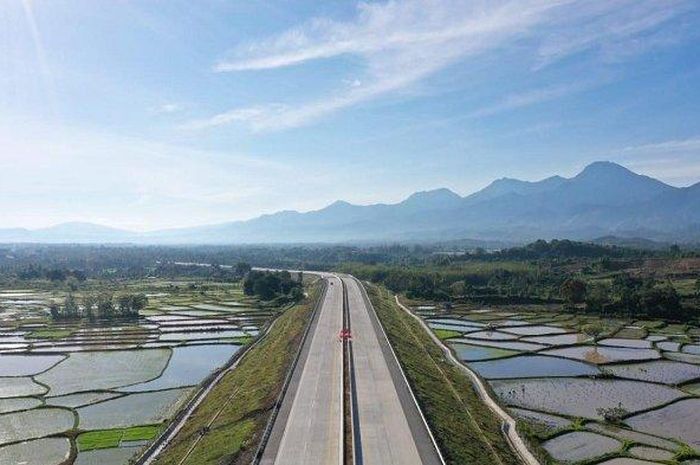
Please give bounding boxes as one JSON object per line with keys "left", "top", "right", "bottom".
{"left": 344, "top": 276, "right": 443, "bottom": 465}
{"left": 260, "top": 274, "right": 442, "bottom": 465}
{"left": 260, "top": 275, "right": 344, "bottom": 465}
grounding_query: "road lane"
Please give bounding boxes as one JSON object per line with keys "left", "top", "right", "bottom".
{"left": 344, "top": 277, "right": 443, "bottom": 465}
{"left": 260, "top": 276, "right": 344, "bottom": 465}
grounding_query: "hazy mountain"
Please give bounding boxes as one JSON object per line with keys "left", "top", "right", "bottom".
{"left": 0, "top": 222, "right": 133, "bottom": 243}
{"left": 2, "top": 161, "right": 698, "bottom": 244}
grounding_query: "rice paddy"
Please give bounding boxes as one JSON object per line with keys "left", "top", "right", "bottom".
{"left": 0, "top": 280, "right": 276, "bottom": 465}
{"left": 410, "top": 300, "right": 700, "bottom": 464}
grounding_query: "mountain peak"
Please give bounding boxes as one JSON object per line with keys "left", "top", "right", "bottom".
{"left": 400, "top": 188, "right": 462, "bottom": 210}
{"left": 404, "top": 188, "right": 460, "bottom": 202}
{"left": 577, "top": 161, "right": 634, "bottom": 178}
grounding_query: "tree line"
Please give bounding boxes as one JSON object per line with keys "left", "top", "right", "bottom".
{"left": 50, "top": 293, "right": 148, "bottom": 320}
{"left": 243, "top": 270, "right": 303, "bottom": 303}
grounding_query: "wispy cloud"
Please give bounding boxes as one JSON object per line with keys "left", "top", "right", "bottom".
{"left": 467, "top": 80, "right": 601, "bottom": 118}
{"left": 152, "top": 102, "right": 184, "bottom": 114}
{"left": 189, "top": 0, "right": 693, "bottom": 132}
{"left": 614, "top": 136, "right": 700, "bottom": 185}
{"left": 535, "top": 0, "right": 692, "bottom": 68}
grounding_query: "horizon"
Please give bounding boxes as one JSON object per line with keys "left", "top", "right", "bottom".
{"left": 3, "top": 1, "right": 700, "bottom": 231}
{"left": 6, "top": 160, "right": 698, "bottom": 233}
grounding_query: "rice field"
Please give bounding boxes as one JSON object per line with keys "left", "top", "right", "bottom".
{"left": 0, "top": 280, "right": 275, "bottom": 465}
{"left": 413, "top": 301, "right": 700, "bottom": 464}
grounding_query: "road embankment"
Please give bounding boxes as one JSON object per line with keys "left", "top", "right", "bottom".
{"left": 363, "top": 282, "right": 525, "bottom": 465}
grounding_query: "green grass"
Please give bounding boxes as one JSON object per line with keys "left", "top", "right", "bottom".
{"left": 78, "top": 425, "right": 160, "bottom": 451}
{"left": 432, "top": 328, "right": 462, "bottom": 340}
{"left": 121, "top": 425, "right": 161, "bottom": 441}
{"left": 227, "top": 335, "right": 256, "bottom": 345}
{"left": 366, "top": 284, "right": 521, "bottom": 465}
{"left": 152, "top": 283, "right": 320, "bottom": 465}
{"left": 25, "top": 328, "right": 73, "bottom": 339}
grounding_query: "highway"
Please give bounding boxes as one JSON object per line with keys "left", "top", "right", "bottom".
{"left": 344, "top": 276, "right": 443, "bottom": 465}
{"left": 259, "top": 274, "right": 443, "bottom": 465}
{"left": 259, "top": 275, "right": 344, "bottom": 465}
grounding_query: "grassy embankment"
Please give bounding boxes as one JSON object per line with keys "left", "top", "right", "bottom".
{"left": 365, "top": 283, "right": 521, "bottom": 465}
{"left": 151, "top": 281, "right": 321, "bottom": 465}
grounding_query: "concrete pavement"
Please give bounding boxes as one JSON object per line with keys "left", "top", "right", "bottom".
{"left": 344, "top": 277, "right": 443, "bottom": 465}
{"left": 260, "top": 275, "right": 344, "bottom": 465}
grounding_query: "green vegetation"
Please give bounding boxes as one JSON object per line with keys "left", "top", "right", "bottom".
{"left": 50, "top": 292, "right": 148, "bottom": 320}
{"left": 227, "top": 335, "right": 256, "bottom": 345}
{"left": 152, "top": 281, "right": 320, "bottom": 465}
{"left": 432, "top": 328, "right": 462, "bottom": 340}
{"left": 366, "top": 283, "right": 520, "bottom": 465}
{"left": 25, "top": 328, "right": 73, "bottom": 339}
{"left": 243, "top": 269, "right": 303, "bottom": 303}
{"left": 341, "top": 240, "right": 700, "bottom": 323}
{"left": 77, "top": 425, "right": 160, "bottom": 451}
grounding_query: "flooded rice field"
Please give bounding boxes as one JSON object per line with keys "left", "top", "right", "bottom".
{"left": 416, "top": 302, "right": 700, "bottom": 464}
{"left": 0, "top": 281, "right": 272, "bottom": 464}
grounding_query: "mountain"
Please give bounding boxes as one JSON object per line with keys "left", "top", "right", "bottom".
{"left": 1, "top": 161, "right": 699, "bottom": 244}
{"left": 0, "top": 222, "right": 133, "bottom": 244}
{"left": 465, "top": 175, "right": 565, "bottom": 203}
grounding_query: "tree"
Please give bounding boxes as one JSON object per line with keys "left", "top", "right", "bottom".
{"left": 640, "top": 283, "right": 682, "bottom": 319}
{"left": 560, "top": 279, "right": 587, "bottom": 306}
{"left": 97, "top": 292, "right": 115, "bottom": 318}
{"left": 63, "top": 294, "right": 80, "bottom": 318}
{"left": 582, "top": 322, "right": 606, "bottom": 340}
{"left": 234, "top": 262, "right": 252, "bottom": 278}
{"left": 695, "top": 278, "right": 700, "bottom": 297}
{"left": 449, "top": 281, "right": 466, "bottom": 298}
{"left": 585, "top": 283, "right": 610, "bottom": 314}
{"left": 83, "top": 294, "right": 97, "bottom": 321}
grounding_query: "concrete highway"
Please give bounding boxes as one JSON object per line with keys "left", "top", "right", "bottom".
{"left": 260, "top": 275, "right": 344, "bottom": 465}
{"left": 344, "top": 276, "right": 443, "bottom": 465}
{"left": 259, "top": 274, "right": 443, "bottom": 465}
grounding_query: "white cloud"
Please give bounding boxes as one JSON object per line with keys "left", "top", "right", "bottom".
{"left": 535, "top": 0, "right": 691, "bottom": 68}
{"left": 467, "top": 80, "right": 600, "bottom": 118}
{"left": 152, "top": 102, "right": 184, "bottom": 114}
{"left": 191, "top": 0, "right": 692, "bottom": 132}
{"left": 613, "top": 136, "right": 700, "bottom": 186}
{"left": 620, "top": 137, "right": 700, "bottom": 156}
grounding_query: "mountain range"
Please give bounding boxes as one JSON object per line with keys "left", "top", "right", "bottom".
{"left": 2, "top": 161, "right": 699, "bottom": 244}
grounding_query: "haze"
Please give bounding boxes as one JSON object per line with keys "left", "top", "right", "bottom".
{"left": 2, "top": 0, "right": 700, "bottom": 231}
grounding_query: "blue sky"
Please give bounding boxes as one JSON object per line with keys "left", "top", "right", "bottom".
{"left": 2, "top": 0, "right": 700, "bottom": 230}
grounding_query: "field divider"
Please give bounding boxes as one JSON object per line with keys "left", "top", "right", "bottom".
{"left": 393, "top": 294, "right": 540, "bottom": 465}
{"left": 251, "top": 277, "right": 329, "bottom": 464}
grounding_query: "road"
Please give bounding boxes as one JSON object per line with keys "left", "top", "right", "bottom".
{"left": 344, "top": 276, "right": 443, "bottom": 465}
{"left": 259, "top": 274, "right": 443, "bottom": 465}
{"left": 259, "top": 275, "right": 344, "bottom": 465}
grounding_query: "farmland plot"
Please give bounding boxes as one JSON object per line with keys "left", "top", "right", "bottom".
{"left": 0, "top": 280, "right": 275, "bottom": 465}
{"left": 408, "top": 301, "right": 700, "bottom": 464}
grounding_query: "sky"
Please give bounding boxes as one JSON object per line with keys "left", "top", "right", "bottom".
{"left": 1, "top": 0, "right": 700, "bottom": 231}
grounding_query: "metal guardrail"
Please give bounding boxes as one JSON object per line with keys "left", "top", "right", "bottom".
{"left": 251, "top": 278, "right": 329, "bottom": 464}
